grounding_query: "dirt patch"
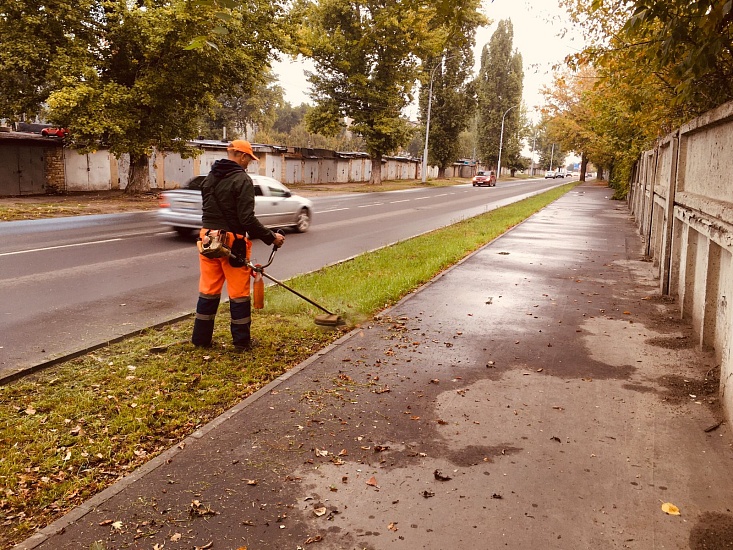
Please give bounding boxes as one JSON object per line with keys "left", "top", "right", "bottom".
{"left": 0, "top": 190, "right": 161, "bottom": 221}
{"left": 690, "top": 512, "right": 733, "bottom": 549}
{"left": 657, "top": 367, "right": 720, "bottom": 411}
{"left": 646, "top": 335, "right": 695, "bottom": 349}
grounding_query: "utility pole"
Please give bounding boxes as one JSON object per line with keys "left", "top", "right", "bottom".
{"left": 421, "top": 56, "right": 454, "bottom": 183}
{"left": 549, "top": 143, "right": 555, "bottom": 171}
{"left": 497, "top": 105, "right": 518, "bottom": 179}
{"left": 530, "top": 131, "right": 537, "bottom": 177}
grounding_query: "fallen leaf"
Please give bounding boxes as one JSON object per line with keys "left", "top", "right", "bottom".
{"left": 422, "top": 490, "right": 435, "bottom": 498}
{"left": 434, "top": 469, "right": 452, "bottom": 481}
{"left": 304, "top": 535, "right": 323, "bottom": 544}
{"left": 388, "top": 522, "right": 398, "bottom": 531}
{"left": 194, "top": 543, "right": 213, "bottom": 550}
{"left": 314, "top": 507, "right": 327, "bottom": 517}
{"left": 170, "top": 533, "right": 182, "bottom": 542}
{"left": 111, "top": 520, "right": 123, "bottom": 530}
{"left": 24, "top": 407, "right": 36, "bottom": 415}
{"left": 245, "top": 479, "right": 257, "bottom": 486}
{"left": 98, "top": 519, "right": 113, "bottom": 526}
{"left": 366, "top": 476, "right": 379, "bottom": 487}
{"left": 661, "top": 502, "right": 681, "bottom": 516}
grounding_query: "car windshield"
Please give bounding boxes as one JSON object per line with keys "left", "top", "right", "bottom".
{"left": 477, "top": 171, "right": 486, "bottom": 176}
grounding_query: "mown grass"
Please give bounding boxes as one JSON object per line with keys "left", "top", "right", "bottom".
{"left": 0, "top": 182, "right": 579, "bottom": 547}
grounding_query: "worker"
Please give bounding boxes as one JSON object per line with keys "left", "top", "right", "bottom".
{"left": 192, "top": 140, "right": 285, "bottom": 351}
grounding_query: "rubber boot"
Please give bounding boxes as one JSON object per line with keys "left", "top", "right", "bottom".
{"left": 230, "top": 297, "right": 252, "bottom": 350}
{"left": 192, "top": 295, "right": 220, "bottom": 347}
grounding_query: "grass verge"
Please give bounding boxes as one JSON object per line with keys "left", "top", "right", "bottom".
{"left": 0, "top": 182, "right": 579, "bottom": 547}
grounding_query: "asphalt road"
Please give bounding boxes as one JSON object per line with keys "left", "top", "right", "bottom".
{"left": 0, "top": 178, "right": 566, "bottom": 378}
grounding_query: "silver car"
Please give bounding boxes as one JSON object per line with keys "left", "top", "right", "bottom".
{"left": 158, "top": 174, "right": 313, "bottom": 236}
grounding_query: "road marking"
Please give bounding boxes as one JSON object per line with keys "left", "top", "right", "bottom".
{"left": 0, "top": 238, "right": 123, "bottom": 257}
{"left": 315, "top": 207, "right": 350, "bottom": 214}
{"left": 389, "top": 199, "right": 410, "bottom": 204}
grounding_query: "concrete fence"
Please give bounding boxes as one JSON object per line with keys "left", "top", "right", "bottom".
{"left": 629, "top": 99, "right": 733, "bottom": 426}
{"left": 0, "top": 137, "right": 480, "bottom": 196}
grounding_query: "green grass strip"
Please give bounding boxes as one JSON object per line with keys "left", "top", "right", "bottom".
{"left": 0, "top": 182, "right": 579, "bottom": 547}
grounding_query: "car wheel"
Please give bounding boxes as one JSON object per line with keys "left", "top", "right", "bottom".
{"left": 294, "top": 208, "right": 311, "bottom": 233}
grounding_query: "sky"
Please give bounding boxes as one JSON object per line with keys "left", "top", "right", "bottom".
{"left": 271, "top": 0, "right": 584, "bottom": 123}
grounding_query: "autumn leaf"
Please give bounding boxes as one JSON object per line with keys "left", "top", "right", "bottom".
{"left": 171, "top": 533, "right": 182, "bottom": 542}
{"left": 661, "top": 502, "right": 681, "bottom": 515}
{"left": 314, "top": 507, "right": 327, "bottom": 517}
{"left": 366, "top": 476, "right": 379, "bottom": 488}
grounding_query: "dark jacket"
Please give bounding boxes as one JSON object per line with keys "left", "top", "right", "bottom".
{"left": 201, "top": 159, "right": 275, "bottom": 245}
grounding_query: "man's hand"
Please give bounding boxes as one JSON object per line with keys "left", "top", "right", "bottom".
{"left": 272, "top": 232, "right": 285, "bottom": 249}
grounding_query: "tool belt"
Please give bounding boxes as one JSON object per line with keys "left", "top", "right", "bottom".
{"left": 197, "top": 229, "right": 232, "bottom": 259}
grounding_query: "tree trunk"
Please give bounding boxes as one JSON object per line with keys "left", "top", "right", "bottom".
{"left": 438, "top": 166, "right": 446, "bottom": 179}
{"left": 580, "top": 153, "right": 588, "bottom": 182}
{"left": 125, "top": 153, "right": 151, "bottom": 195}
{"left": 597, "top": 166, "right": 605, "bottom": 181}
{"left": 370, "top": 153, "right": 382, "bottom": 185}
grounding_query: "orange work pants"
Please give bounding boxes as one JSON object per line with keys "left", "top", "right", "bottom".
{"left": 197, "top": 229, "right": 252, "bottom": 299}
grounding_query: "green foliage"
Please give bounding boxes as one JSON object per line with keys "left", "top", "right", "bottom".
{"left": 554, "top": 0, "right": 733, "bottom": 196}
{"left": 0, "top": 0, "right": 97, "bottom": 120}
{"left": 475, "top": 20, "right": 524, "bottom": 170}
{"left": 295, "top": 0, "right": 483, "bottom": 181}
{"left": 198, "top": 72, "right": 285, "bottom": 140}
{"left": 2, "top": 0, "right": 287, "bottom": 192}
{"left": 418, "top": 1, "right": 487, "bottom": 174}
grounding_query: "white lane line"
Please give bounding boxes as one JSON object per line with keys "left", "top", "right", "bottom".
{"left": 316, "top": 207, "right": 350, "bottom": 214}
{"left": 413, "top": 196, "right": 429, "bottom": 200}
{"left": 358, "top": 202, "right": 384, "bottom": 208}
{"left": 389, "top": 199, "right": 410, "bottom": 204}
{"left": 0, "top": 238, "right": 123, "bottom": 257}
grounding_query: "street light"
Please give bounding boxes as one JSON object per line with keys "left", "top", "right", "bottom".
{"left": 421, "top": 56, "right": 453, "bottom": 183}
{"left": 497, "top": 104, "right": 518, "bottom": 180}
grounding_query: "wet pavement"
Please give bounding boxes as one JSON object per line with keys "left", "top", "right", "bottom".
{"left": 16, "top": 184, "right": 733, "bottom": 550}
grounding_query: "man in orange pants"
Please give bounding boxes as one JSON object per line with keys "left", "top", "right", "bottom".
{"left": 192, "top": 140, "right": 285, "bottom": 351}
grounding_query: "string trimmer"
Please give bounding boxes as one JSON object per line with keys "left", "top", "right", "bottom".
{"left": 243, "top": 244, "right": 345, "bottom": 327}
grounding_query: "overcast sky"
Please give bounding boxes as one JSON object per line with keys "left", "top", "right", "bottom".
{"left": 271, "top": 0, "right": 582, "bottom": 122}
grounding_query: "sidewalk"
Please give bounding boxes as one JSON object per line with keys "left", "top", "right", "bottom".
{"left": 16, "top": 184, "right": 733, "bottom": 550}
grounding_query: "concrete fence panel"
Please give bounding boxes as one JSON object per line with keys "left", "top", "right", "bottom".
{"left": 631, "top": 98, "right": 733, "bottom": 429}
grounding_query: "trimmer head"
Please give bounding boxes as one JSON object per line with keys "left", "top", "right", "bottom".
{"left": 314, "top": 314, "right": 345, "bottom": 327}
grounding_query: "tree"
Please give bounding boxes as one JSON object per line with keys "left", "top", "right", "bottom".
{"left": 199, "top": 73, "right": 285, "bottom": 141}
{"left": 0, "top": 0, "right": 97, "bottom": 121}
{"left": 419, "top": 2, "right": 486, "bottom": 178}
{"left": 27, "top": 0, "right": 286, "bottom": 194}
{"left": 294, "top": 0, "right": 482, "bottom": 184}
{"left": 475, "top": 20, "right": 524, "bottom": 174}
{"left": 557, "top": 0, "right": 733, "bottom": 195}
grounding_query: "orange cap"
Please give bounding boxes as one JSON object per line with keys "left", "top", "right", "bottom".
{"left": 228, "top": 140, "right": 258, "bottom": 160}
